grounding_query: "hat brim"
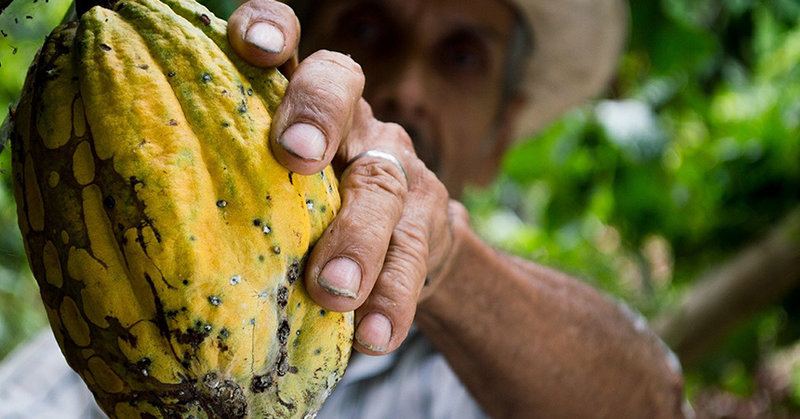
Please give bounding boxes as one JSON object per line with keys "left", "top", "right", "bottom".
{"left": 510, "top": 0, "right": 628, "bottom": 139}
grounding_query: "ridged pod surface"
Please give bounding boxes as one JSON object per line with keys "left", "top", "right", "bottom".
{"left": 10, "top": 0, "right": 353, "bottom": 417}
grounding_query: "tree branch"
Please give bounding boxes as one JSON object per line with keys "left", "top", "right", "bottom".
{"left": 653, "top": 208, "right": 800, "bottom": 368}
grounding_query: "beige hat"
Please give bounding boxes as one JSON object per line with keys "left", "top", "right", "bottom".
{"left": 509, "top": 0, "right": 628, "bottom": 138}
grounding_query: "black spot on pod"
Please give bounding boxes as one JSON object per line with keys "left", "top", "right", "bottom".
{"left": 251, "top": 374, "right": 272, "bottom": 393}
{"left": 208, "top": 296, "right": 221, "bottom": 306}
{"left": 202, "top": 73, "right": 212, "bottom": 83}
{"left": 200, "top": 14, "right": 211, "bottom": 25}
{"left": 168, "top": 71, "right": 176, "bottom": 77}
{"left": 253, "top": 219, "right": 262, "bottom": 227}
{"left": 216, "top": 200, "right": 227, "bottom": 208}
{"left": 138, "top": 64, "right": 149, "bottom": 70}
{"left": 272, "top": 246, "right": 281, "bottom": 255}
{"left": 276, "top": 348, "right": 289, "bottom": 376}
{"left": 319, "top": 309, "right": 326, "bottom": 316}
{"left": 277, "top": 319, "right": 290, "bottom": 345}
{"left": 218, "top": 328, "right": 230, "bottom": 339}
{"left": 288, "top": 172, "right": 294, "bottom": 185}
{"left": 103, "top": 195, "right": 116, "bottom": 209}
{"left": 287, "top": 261, "right": 300, "bottom": 285}
{"left": 277, "top": 287, "right": 288, "bottom": 308}
{"left": 99, "top": 43, "right": 111, "bottom": 51}
{"left": 43, "top": 66, "right": 57, "bottom": 78}
{"left": 137, "top": 357, "right": 151, "bottom": 376}
{"left": 202, "top": 373, "right": 247, "bottom": 418}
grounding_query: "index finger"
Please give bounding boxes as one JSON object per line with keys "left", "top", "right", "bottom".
{"left": 227, "top": 0, "right": 300, "bottom": 68}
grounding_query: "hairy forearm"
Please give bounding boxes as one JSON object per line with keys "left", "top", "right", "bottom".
{"left": 416, "top": 223, "right": 688, "bottom": 418}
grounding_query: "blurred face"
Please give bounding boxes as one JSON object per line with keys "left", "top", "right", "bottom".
{"left": 300, "top": 0, "right": 521, "bottom": 197}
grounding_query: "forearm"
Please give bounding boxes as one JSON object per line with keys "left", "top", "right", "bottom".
{"left": 416, "top": 221, "right": 688, "bottom": 418}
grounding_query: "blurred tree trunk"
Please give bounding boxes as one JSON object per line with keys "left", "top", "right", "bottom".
{"left": 653, "top": 208, "right": 800, "bottom": 368}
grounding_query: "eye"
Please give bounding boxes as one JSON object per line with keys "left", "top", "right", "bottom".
{"left": 334, "top": 8, "right": 388, "bottom": 51}
{"left": 348, "top": 14, "right": 381, "bottom": 44}
{"left": 439, "top": 33, "right": 489, "bottom": 76}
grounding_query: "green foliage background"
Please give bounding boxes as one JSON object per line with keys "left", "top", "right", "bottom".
{"left": 1, "top": 0, "right": 799, "bottom": 409}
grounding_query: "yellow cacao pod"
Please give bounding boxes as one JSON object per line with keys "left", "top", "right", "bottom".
{"left": 10, "top": 0, "right": 353, "bottom": 417}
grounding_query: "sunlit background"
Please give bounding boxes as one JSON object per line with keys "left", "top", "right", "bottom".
{"left": 1, "top": 0, "right": 799, "bottom": 416}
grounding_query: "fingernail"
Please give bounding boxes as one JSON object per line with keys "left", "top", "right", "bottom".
{"left": 317, "top": 258, "right": 361, "bottom": 298}
{"left": 278, "top": 123, "right": 326, "bottom": 161}
{"left": 356, "top": 313, "right": 392, "bottom": 353}
{"left": 245, "top": 21, "right": 285, "bottom": 53}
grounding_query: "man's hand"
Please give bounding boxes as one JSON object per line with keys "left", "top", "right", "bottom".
{"left": 228, "top": 0, "right": 459, "bottom": 355}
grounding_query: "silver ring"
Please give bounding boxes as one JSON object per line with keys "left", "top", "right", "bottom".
{"left": 346, "top": 150, "right": 408, "bottom": 183}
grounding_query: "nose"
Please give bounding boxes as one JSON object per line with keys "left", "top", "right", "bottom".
{"left": 365, "top": 59, "right": 441, "bottom": 172}
{"left": 367, "top": 59, "right": 430, "bottom": 122}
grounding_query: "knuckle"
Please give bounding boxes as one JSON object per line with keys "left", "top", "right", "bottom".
{"left": 295, "top": 85, "right": 349, "bottom": 120}
{"left": 334, "top": 211, "right": 386, "bottom": 246}
{"left": 449, "top": 200, "right": 470, "bottom": 223}
{"left": 419, "top": 164, "right": 441, "bottom": 190}
{"left": 345, "top": 160, "right": 408, "bottom": 200}
{"left": 287, "top": 53, "right": 364, "bottom": 124}
{"left": 357, "top": 98, "right": 375, "bottom": 119}
{"left": 308, "top": 50, "right": 365, "bottom": 84}
{"left": 380, "top": 122, "right": 414, "bottom": 150}
{"left": 412, "top": 161, "right": 448, "bottom": 201}
{"left": 432, "top": 177, "right": 450, "bottom": 206}
{"left": 391, "top": 225, "right": 430, "bottom": 269}
{"left": 372, "top": 269, "right": 419, "bottom": 316}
